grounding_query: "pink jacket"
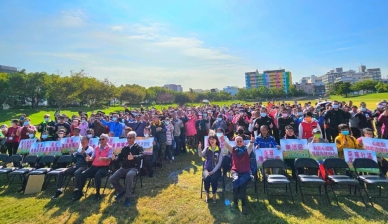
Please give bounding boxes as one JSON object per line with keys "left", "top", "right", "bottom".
{"left": 378, "top": 114, "right": 388, "bottom": 137}
{"left": 185, "top": 118, "right": 197, "bottom": 136}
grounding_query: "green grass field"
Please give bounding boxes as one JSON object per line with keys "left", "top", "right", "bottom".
{"left": 1, "top": 93, "right": 388, "bottom": 125}
{"left": 1, "top": 93, "right": 388, "bottom": 223}
{"left": 0, "top": 151, "right": 387, "bottom": 224}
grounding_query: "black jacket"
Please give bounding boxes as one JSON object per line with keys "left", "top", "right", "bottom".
{"left": 324, "top": 109, "right": 348, "bottom": 129}
{"left": 278, "top": 116, "right": 296, "bottom": 136}
{"left": 117, "top": 143, "right": 144, "bottom": 169}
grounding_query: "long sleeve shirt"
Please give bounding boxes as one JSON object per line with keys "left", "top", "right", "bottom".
{"left": 101, "top": 120, "right": 125, "bottom": 137}
{"left": 198, "top": 146, "right": 223, "bottom": 173}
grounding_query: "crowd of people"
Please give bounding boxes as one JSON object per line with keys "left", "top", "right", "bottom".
{"left": 1, "top": 99, "right": 388, "bottom": 213}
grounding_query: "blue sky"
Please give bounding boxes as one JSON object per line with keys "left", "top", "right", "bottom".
{"left": 0, "top": 0, "right": 387, "bottom": 90}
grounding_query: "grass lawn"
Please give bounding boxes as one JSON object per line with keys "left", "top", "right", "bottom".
{"left": 0, "top": 151, "right": 387, "bottom": 224}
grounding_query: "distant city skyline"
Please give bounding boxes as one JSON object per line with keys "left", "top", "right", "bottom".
{"left": 1, "top": 0, "right": 387, "bottom": 91}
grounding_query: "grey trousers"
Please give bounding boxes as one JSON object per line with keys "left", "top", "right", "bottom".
{"left": 109, "top": 167, "right": 137, "bottom": 198}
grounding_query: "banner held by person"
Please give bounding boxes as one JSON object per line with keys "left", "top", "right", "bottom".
{"left": 344, "top": 148, "right": 378, "bottom": 173}
{"left": 112, "top": 138, "right": 128, "bottom": 155}
{"left": 280, "top": 139, "right": 309, "bottom": 159}
{"left": 17, "top": 139, "right": 36, "bottom": 154}
{"left": 44, "top": 141, "right": 62, "bottom": 156}
{"left": 88, "top": 138, "right": 99, "bottom": 149}
{"left": 135, "top": 137, "right": 154, "bottom": 155}
{"left": 362, "top": 137, "right": 388, "bottom": 158}
{"left": 61, "top": 137, "right": 80, "bottom": 154}
{"left": 308, "top": 143, "right": 338, "bottom": 163}
{"left": 255, "top": 148, "right": 283, "bottom": 167}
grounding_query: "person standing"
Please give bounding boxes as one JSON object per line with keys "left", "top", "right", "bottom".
{"left": 101, "top": 114, "right": 125, "bottom": 138}
{"left": 171, "top": 112, "right": 183, "bottom": 156}
{"left": 178, "top": 110, "right": 188, "bottom": 153}
{"left": 37, "top": 114, "right": 56, "bottom": 139}
{"left": 196, "top": 114, "right": 209, "bottom": 150}
{"left": 109, "top": 131, "right": 144, "bottom": 207}
{"left": 324, "top": 101, "right": 348, "bottom": 143}
{"left": 372, "top": 102, "right": 384, "bottom": 138}
{"left": 151, "top": 116, "right": 167, "bottom": 166}
{"left": 299, "top": 112, "right": 322, "bottom": 140}
{"left": 164, "top": 118, "right": 174, "bottom": 163}
{"left": 378, "top": 108, "right": 388, "bottom": 139}
{"left": 5, "top": 120, "right": 21, "bottom": 155}
{"left": 19, "top": 118, "right": 37, "bottom": 140}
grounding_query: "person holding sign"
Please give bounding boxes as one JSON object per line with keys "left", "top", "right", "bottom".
{"left": 222, "top": 135, "right": 254, "bottom": 215}
{"left": 109, "top": 131, "right": 144, "bottom": 207}
{"left": 358, "top": 128, "right": 388, "bottom": 176}
{"left": 73, "top": 134, "right": 113, "bottom": 202}
{"left": 307, "top": 128, "right": 328, "bottom": 144}
{"left": 52, "top": 136, "right": 93, "bottom": 199}
{"left": 335, "top": 124, "right": 361, "bottom": 159}
{"left": 254, "top": 125, "right": 281, "bottom": 150}
{"left": 198, "top": 135, "right": 223, "bottom": 203}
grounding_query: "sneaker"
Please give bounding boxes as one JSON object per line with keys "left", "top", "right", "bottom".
{"left": 51, "top": 190, "right": 63, "bottom": 199}
{"left": 124, "top": 197, "right": 131, "bottom": 207}
{"left": 94, "top": 193, "right": 101, "bottom": 201}
{"left": 114, "top": 191, "right": 125, "bottom": 200}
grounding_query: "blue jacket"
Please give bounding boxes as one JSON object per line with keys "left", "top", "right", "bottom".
{"left": 101, "top": 120, "right": 124, "bottom": 137}
{"left": 254, "top": 134, "right": 278, "bottom": 148}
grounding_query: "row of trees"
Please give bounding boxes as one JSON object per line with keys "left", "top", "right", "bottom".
{"left": 328, "top": 80, "right": 380, "bottom": 97}
{"left": 0, "top": 70, "right": 234, "bottom": 109}
{"left": 235, "top": 86, "right": 306, "bottom": 100}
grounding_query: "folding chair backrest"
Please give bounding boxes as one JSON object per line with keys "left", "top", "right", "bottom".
{"left": 6, "top": 155, "right": 22, "bottom": 167}
{"left": 0, "top": 154, "right": 9, "bottom": 163}
{"left": 22, "top": 155, "right": 38, "bottom": 165}
{"left": 295, "top": 158, "right": 319, "bottom": 169}
{"left": 55, "top": 155, "right": 73, "bottom": 165}
{"left": 323, "top": 158, "right": 349, "bottom": 169}
{"left": 250, "top": 151, "right": 258, "bottom": 174}
{"left": 262, "top": 159, "right": 287, "bottom": 170}
{"left": 353, "top": 158, "right": 380, "bottom": 170}
{"left": 38, "top": 156, "right": 55, "bottom": 167}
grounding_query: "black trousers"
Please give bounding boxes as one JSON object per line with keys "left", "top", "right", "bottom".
{"left": 203, "top": 169, "right": 221, "bottom": 194}
{"left": 325, "top": 128, "right": 339, "bottom": 143}
{"left": 6, "top": 142, "right": 19, "bottom": 155}
{"left": 80, "top": 166, "right": 109, "bottom": 194}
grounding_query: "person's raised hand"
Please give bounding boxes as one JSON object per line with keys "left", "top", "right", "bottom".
{"left": 128, "top": 152, "right": 134, "bottom": 160}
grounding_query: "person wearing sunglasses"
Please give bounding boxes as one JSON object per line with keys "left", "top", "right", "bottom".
{"left": 73, "top": 134, "right": 113, "bottom": 202}
{"left": 109, "top": 131, "right": 144, "bottom": 207}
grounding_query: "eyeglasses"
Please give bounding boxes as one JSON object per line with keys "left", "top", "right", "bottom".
{"left": 236, "top": 141, "right": 243, "bottom": 143}
{"left": 127, "top": 137, "right": 134, "bottom": 139}
{"left": 99, "top": 138, "right": 106, "bottom": 141}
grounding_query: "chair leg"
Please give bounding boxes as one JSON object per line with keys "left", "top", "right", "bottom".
{"left": 102, "top": 174, "right": 110, "bottom": 195}
{"left": 9, "top": 175, "right": 16, "bottom": 185}
{"left": 356, "top": 185, "right": 367, "bottom": 207}
{"left": 299, "top": 181, "right": 305, "bottom": 203}
{"left": 330, "top": 184, "right": 340, "bottom": 206}
{"left": 289, "top": 183, "right": 295, "bottom": 203}
{"left": 324, "top": 184, "right": 331, "bottom": 204}
{"left": 200, "top": 178, "right": 203, "bottom": 199}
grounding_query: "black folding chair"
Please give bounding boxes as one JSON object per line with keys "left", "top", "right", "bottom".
{"left": 200, "top": 170, "right": 225, "bottom": 201}
{"left": 29, "top": 156, "right": 55, "bottom": 175}
{"left": 323, "top": 158, "right": 367, "bottom": 206}
{"left": 262, "top": 159, "right": 294, "bottom": 203}
{"left": 0, "top": 155, "right": 22, "bottom": 181}
{"left": 294, "top": 158, "right": 330, "bottom": 203}
{"left": 9, "top": 155, "right": 38, "bottom": 184}
{"left": 353, "top": 158, "right": 388, "bottom": 207}
{"left": 0, "top": 154, "right": 9, "bottom": 168}
{"left": 43, "top": 155, "right": 74, "bottom": 190}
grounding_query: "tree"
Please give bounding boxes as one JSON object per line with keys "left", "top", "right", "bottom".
{"left": 47, "top": 75, "right": 79, "bottom": 109}
{"left": 118, "top": 85, "right": 146, "bottom": 105}
{"left": 338, "top": 82, "right": 352, "bottom": 97}
{"left": 351, "top": 80, "right": 378, "bottom": 93}
{"left": 156, "top": 93, "right": 174, "bottom": 103}
{"left": 235, "top": 88, "right": 250, "bottom": 100}
{"left": 24, "top": 72, "right": 50, "bottom": 108}
{"left": 174, "top": 92, "right": 190, "bottom": 105}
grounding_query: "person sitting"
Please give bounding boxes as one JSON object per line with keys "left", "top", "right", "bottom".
{"left": 52, "top": 136, "right": 93, "bottom": 199}
{"left": 254, "top": 125, "right": 281, "bottom": 149}
{"left": 282, "top": 125, "right": 300, "bottom": 179}
{"left": 358, "top": 128, "right": 388, "bottom": 176}
{"left": 222, "top": 135, "right": 254, "bottom": 215}
{"left": 109, "top": 131, "right": 144, "bottom": 207}
{"left": 335, "top": 124, "right": 361, "bottom": 159}
{"left": 72, "top": 134, "right": 113, "bottom": 201}
{"left": 307, "top": 128, "right": 328, "bottom": 143}
{"left": 197, "top": 134, "right": 223, "bottom": 203}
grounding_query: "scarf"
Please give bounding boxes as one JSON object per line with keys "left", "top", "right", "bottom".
{"left": 236, "top": 145, "right": 247, "bottom": 157}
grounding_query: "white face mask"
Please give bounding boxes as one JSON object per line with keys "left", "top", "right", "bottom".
{"left": 58, "top": 134, "right": 64, "bottom": 138}
{"left": 87, "top": 134, "right": 92, "bottom": 138}
{"left": 144, "top": 134, "right": 149, "bottom": 138}
{"left": 29, "top": 134, "right": 34, "bottom": 138}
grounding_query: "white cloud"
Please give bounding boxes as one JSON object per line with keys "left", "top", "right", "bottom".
{"left": 60, "top": 9, "right": 86, "bottom": 28}
{"left": 111, "top": 26, "right": 123, "bottom": 31}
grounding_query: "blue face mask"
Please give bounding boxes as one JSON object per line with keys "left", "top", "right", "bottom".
{"left": 42, "top": 134, "right": 48, "bottom": 139}
{"left": 260, "top": 113, "right": 267, "bottom": 117}
{"left": 23, "top": 122, "right": 29, "bottom": 126}
{"left": 361, "top": 107, "right": 366, "bottom": 112}
{"left": 216, "top": 133, "right": 222, "bottom": 137}
{"left": 112, "top": 117, "right": 117, "bottom": 122}
{"left": 44, "top": 118, "right": 49, "bottom": 122}
{"left": 217, "top": 118, "right": 222, "bottom": 122}
{"left": 20, "top": 116, "right": 25, "bottom": 120}
{"left": 333, "top": 105, "right": 339, "bottom": 109}
{"left": 29, "top": 134, "right": 34, "bottom": 138}
{"left": 342, "top": 130, "right": 349, "bottom": 135}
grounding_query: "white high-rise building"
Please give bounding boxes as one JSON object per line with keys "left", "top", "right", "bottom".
{"left": 163, "top": 84, "right": 183, "bottom": 92}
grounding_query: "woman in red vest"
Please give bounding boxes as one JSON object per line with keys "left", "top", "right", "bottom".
{"left": 298, "top": 112, "right": 322, "bottom": 140}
